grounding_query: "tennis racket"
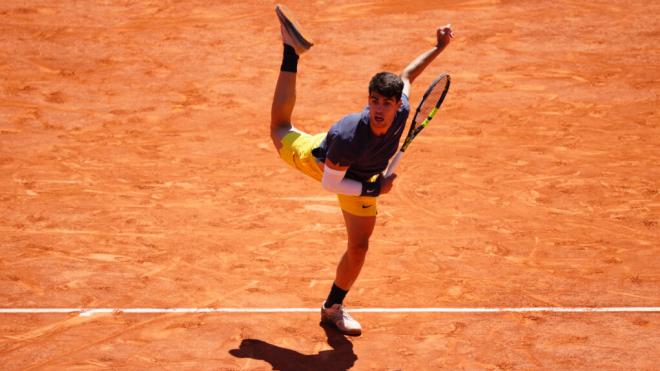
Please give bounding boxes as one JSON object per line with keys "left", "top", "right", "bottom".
{"left": 385, "top": 73, "right": 451, "bottom": 177}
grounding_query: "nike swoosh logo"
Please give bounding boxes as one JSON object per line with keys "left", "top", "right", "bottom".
{"left": 361, "top": 205, "right": 371, "bottom": 209}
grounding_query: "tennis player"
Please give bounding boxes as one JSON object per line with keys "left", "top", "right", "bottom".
{"left": 272, "top": 4, "right": 453, "bottom": 336}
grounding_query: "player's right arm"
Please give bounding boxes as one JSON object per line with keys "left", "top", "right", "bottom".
{"left": 400, "top": 24, "right": 454, "bottom": 97}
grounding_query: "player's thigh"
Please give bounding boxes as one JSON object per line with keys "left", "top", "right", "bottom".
{"left": 277, "top": 131, "right": 325, "bottom": 181}
{"left": 341, "top": 210, "right": 376, "bottom": 247}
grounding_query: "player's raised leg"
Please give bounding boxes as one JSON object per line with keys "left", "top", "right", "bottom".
{"left": 270, "top": 5, "right": 314, "bottom": 150}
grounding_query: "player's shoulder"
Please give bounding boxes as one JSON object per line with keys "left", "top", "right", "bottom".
{"left": 338, "top": 112, "right": 363, "bottom": 127}
{"left": 329, "top": 112, "right": 363, "bottom": 139}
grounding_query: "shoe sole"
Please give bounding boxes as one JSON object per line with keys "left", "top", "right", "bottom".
{"left": 275, "top": 4, "right": 314, "bottom": 49}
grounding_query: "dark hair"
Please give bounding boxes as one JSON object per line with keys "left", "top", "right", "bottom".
{"left": 368, "top": 72, "right": 404, "bottom": 101}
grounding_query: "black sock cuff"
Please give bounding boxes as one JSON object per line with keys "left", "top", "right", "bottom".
{"left": 324, "top": 282, "right": 348, "bottom": 308}
{"left": 280, "top": 44, "right": 299, "bottom": 73}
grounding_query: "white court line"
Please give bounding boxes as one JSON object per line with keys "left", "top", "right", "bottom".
{"left": 0, "top": 307, "right": 659, "bottom": 317}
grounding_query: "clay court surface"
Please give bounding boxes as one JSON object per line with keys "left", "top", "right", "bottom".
{"left": 1, "top": 0, "right": 659, "bottom": 369}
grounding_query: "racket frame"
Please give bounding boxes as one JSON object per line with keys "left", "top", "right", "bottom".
{"left": 385, "top": 73, "right": 451, "bottom": 177}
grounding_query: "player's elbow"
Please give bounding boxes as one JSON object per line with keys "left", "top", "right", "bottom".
{"left": 321, "top": 168, "right": 343, "bottom": 193}
{"left": 321, "top": 168, "right": 362, "bottom": 196}
{"left": 321, "top": 175, "right": 337, "bottom": 193}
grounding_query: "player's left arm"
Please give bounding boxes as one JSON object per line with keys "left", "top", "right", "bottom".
{"left": 401, "top": 24, "right": 454, "bottom": 97}
{"left": 322, "top": 160, "right": 394, "bottom": 196}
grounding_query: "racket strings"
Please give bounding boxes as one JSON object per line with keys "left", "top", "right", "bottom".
{"left": 417, "top": 76, "right": 450, "bottom": 121}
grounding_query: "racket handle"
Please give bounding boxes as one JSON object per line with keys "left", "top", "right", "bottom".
{"left": 385, "top": 151, "right": 403, "bottom": 177}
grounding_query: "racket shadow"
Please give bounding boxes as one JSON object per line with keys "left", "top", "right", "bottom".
{"left": 228, "top": 323, "right": 358, "bottom": 370}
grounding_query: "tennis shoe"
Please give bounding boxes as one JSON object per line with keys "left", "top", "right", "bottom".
{"left": 275, "top": 4, "right": 313, "bottom": 55}
{"left": 321, "top": 303, "right": 362, "bottom": 336}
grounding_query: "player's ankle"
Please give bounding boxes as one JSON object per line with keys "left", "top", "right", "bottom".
{"left": 324, "top": 282, "right": 348, "bottom": 308}
{"left": 280, "top": 44, "right": 299, "bottom": 72}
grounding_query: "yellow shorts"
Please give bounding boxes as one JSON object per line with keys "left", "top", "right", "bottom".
{"left": 278, "top": 131, "right": 378, "bottom": 217}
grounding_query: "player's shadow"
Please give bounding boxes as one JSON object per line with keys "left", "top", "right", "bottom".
{"left": 228, "top": 323, "right": 358, "bottom": 370}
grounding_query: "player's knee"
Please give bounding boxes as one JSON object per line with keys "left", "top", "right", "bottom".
{"left": 270, "top": 118, "right": 293, "bottom": 133}
{"left": 348, "top": 240, "right": 369, "bottom": 256}
{"left": 270, "top": 123, "right": 293, "bottom": 149}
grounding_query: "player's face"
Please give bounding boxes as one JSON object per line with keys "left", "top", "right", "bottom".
{"left": 368, "top": 92, "right": 401, "bottom": 136}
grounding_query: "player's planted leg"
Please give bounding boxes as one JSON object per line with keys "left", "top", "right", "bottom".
{"left": 321, "top": 211, "right": 376, "bottom": 336}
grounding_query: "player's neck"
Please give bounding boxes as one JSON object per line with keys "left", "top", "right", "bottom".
{"left": 369, "top": 120, "right": 390, "bottom": 136}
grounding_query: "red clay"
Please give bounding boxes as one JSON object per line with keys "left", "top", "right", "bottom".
{"left": 1, "top": 1, "right": 658, "bottom": 369}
